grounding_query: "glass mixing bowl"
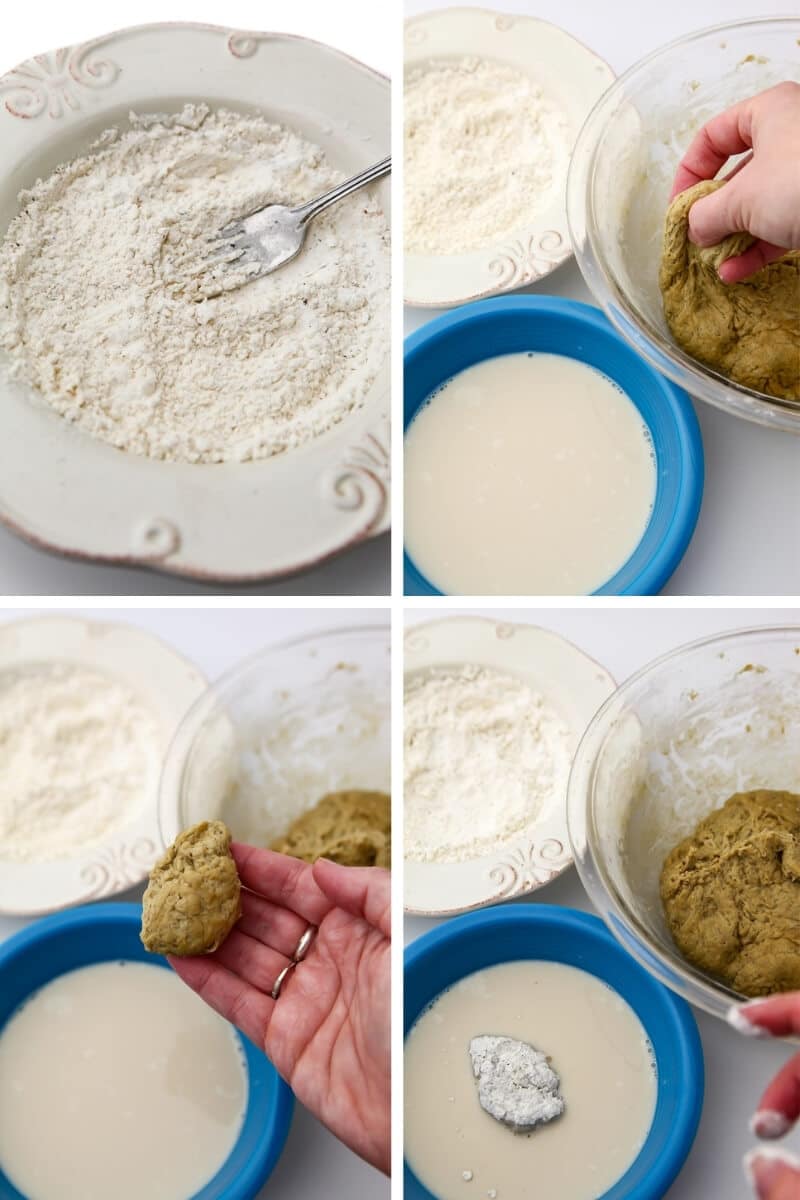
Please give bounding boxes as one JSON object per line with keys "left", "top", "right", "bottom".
{"left": 567, "top": 19, "right": 800, "bottom": 434}
{"left": 159, "top": 626, "right": 390, "bottom": 850}
{"left": 568, "top": 626, "right": 800, "bottom": 1020}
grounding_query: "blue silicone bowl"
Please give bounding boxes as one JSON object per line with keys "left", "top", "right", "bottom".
{"left": 404, "top": 296, "right": 704, "bottom": 596}
{"left": 404, "top": 905, "right": 704, "bottom": 1200}
{"left": 0, "top": 904, "right": 294, "bottom": 1200}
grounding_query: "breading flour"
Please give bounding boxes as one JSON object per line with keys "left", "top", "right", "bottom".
{"left": 0, "top": 105, "right": 389, "bottom": 464}
{"left": 404, "top": 664, "right": 573, "bottom": 863}
{"left": 0, "top": 663, "right": 161, "bottom": 862}
{"left": 404, "top": 57, "right": 571, "bottom": 255}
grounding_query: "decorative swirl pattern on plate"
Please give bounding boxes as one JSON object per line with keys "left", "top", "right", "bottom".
{"left": 323, "top": 427, "right": 390, "bottom": 532}
{"left": 495, "top": 15, "right": 516, "bottom": 31}
{"left": 489, "top": 230, "right": 569, "bottom": 289}
{"left": 227, "top": 32, "right": 262, "bottom": 59}
{"left": 131, "top": 517, "right": 181, "bottom": 561}
{"left": 80, "top": 838, "right": 159, "bottom": 899}
{"left": 489, "top": 838, "right": 569, "bottom": 897}
{"left": 0, "top": 43, "right": 120, "bottom": 119}
{"left": 405, "top": 25, "right": 429, "bottom": 46}
{"left": 494, "top": 622, "right": 517, "bottom": 640}
{"left": 404, "top": 630, "right": 431, "bottom": 655}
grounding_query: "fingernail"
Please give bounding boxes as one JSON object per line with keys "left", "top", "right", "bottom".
{"left": 728, "top": 1003, "right": 772, "bottom": 1038}
{"left": 750, "top": 1110, "right": 792, "bottom": 1139}
{"left": 744, "top": 1147, "right": 800, "bottom": 1196}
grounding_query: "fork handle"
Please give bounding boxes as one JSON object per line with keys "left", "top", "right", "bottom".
{"left": 294, "top": 156, "right": 391, "bottom": 225}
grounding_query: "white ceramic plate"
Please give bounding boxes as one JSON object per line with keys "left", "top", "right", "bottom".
{"left": 0, "top": 23, "right": 390, "bottom": 583}
{"left": 0, "top": 616, "right": 207, "bottom": 915}
{"left": 404, "top": 7, "right": 614, "bottom": 307}
{"left": 404, "top": 616, "right": 615, "bottom": 915}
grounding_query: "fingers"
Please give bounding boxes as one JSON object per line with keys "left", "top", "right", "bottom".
{"left": 312, "top": 859, "right": 392, "bottom": 939}
{"left": 754, "top": 1052, "right": 800, "bottom": 1137}
{"left": 238, "top": 889, "right": 308, "bottom": 959}
{"left": 670, "top": 97, "right": 754, "bottom": 199}
{"left": 745, "top": 1148, "right": 800, "bottom": 1200}
{"left": 168, "top": 953, "right": 273, "bottom": 1047}
{"left": 718, "top": 240, "right": 789, "bottom": 284}
{"left": 211, "top": 927, "right": 289, "bottom": 997}
{"left": 687, "top": 175, "right": 746, "bottom": 247}
{"left": 231, "top": 843, "right": 333, "bottom": 926}
{"left": 731, "top": 1000, "right": 800, "bottom": 1146}
{"left": 731, "top": 996, "right": 800, "bottom": 1039}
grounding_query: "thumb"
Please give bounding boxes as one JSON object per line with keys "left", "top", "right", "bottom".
{"left": 745, "top": 1149, "right": 800, "bottom": 1200}
{"left": 718, "top": 240, "right": 788, "bottom": 284}
{"left": 688, "top": 175, "right": 747, "bottom": 247}
{"left": 311, "top": 859, "right": 391, "bottom": 939}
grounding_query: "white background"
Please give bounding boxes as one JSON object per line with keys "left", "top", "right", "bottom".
{"left": 0, "top": 606, "right": 390, "bottom": 1200}
{"left": 403, "top": 0, "right": 800, "bottom": 597}
{"left": 405, "top": 604, "right": 800, "bottom": 1200}
{"left": 0, "top": 0, "right": 391, "bottom": 596}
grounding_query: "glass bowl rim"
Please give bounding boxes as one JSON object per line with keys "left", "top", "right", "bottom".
{"left": 157, "top": 622, "right": 390, "bottom": 848}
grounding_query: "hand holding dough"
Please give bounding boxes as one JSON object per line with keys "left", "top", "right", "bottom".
{"left": 660, "top": 181, "right": 800, "bottom": 401}
{"left": 670, "top": 82, "right": 800, "bottom": 283}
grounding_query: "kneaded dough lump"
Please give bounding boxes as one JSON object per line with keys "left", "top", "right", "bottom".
{"left": 660, "top": 790, "right": 800, "bottom": 997}
{"left": 141, "top": 820, "right": 241, "bottom": 956}
{"left": 271, "top": 790, "right": 391, "bottom": 867}
{"left": 659, "top": 180, "right": 800, "bottom": 401}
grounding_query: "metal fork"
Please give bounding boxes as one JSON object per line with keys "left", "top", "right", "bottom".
{"left": 204, "top": 155, "right": 391, "bottom": 293}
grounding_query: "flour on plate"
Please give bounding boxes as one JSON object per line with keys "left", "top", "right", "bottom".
{"left": 404, "top": 57, "right": 571, "bottom": 255}
{"left": 0, "top": 104, "right": 389, "bottom": 463}
{"left": 404, "top": 665, "right": 572, "bottom": 863}
{"left": 0, "top": 663, "right": 161, "bottom": 862}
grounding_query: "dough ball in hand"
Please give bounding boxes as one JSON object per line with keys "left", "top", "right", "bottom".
{"left": 141, "top": 820, "right": 241, "bottom": 956}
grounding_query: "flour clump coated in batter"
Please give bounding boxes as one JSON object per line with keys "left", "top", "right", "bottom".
{"left": 468, "top": 1035, "right": 565, "bottom": 1134}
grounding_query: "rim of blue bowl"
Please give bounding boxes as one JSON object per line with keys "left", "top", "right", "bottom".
{"left": 404, "top": 905, "right": 704, "bottom": 1200}
{"left": 403, "top": 296, "right": 704, "bottom": 597}
{"left": 0, "top": 903, "right": 294, "bottom": 1200}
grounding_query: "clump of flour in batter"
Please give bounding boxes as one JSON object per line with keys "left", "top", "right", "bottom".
{"left": 469, "top": 1035, "right": 565, "bottom": 1133}
{"left": 0, "top": 104, "right": 389, "bottom": 463}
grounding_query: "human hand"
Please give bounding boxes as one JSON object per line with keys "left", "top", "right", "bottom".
{"left": 730, "top": 995, "right": 800, "bottom": 1199}
{"left": 169, "top": 846, "right": 391, "bottom": 1175}
{"left": 670, "top": 81, "right": 800, "bottom": 283}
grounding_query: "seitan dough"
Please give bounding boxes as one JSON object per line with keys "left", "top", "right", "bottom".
{"left": 141, "top": 820, "right": 241, "bottom": 956}
{"left": 659, "top": 180, "right": 800, "bottom": 401}
{"left": 270, "top": 790, "right": 391, "bottom": 867}
{"left": 660, "top": 790, "right": 800, "bottom": 997}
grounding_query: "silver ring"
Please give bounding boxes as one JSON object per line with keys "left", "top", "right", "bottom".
{"left": 292, "top": 925, "right": 316, "bottom": 963}
{"left": 270, "top": 961, "right": 296, "bottom": 1001}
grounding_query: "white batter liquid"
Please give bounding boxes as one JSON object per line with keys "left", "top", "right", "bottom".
{"left": 0, "top": 961, "right": 247, "bottom": 1200}
{"left": 404, "top": 352, "right": 656, "bottom": 595}
{"left": 405, "top": 960, "right": 657, "bottom": 1200}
